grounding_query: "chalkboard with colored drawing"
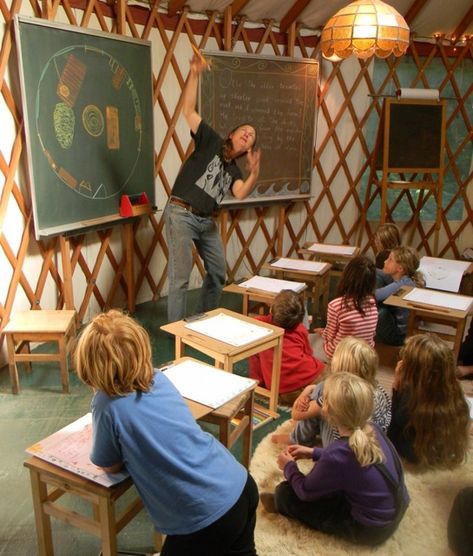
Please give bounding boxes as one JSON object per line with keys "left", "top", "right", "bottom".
{"left": 15, "top": 16, "right": 155, "bottom": 239}
{"left": 199, "top": 52, "right": 318, "bottom": 204}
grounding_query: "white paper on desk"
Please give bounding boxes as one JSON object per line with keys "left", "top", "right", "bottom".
{"left": 239, "top": 275, "right": 306, "bottom": 293}
{"left": 404, "top": 288, "right": 473, "bottom": 312}
{"left": 307, "top": 243, "right": 357, "bottom": 256}
{"left": 163, "top": 359, "right": 256, "bottom": 409}
{"left": 185, "top": 312, "right": 273, "bottom": 346}
{"left": 419, "top": 256, "right": 470, "bottom": 292}
{"left": 271, "top": 257, "right": 329, "bottom": 273}
{"left": 25, "top": 414, "right": 129, "bottom": 487}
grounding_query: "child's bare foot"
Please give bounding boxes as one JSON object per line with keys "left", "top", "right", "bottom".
{"left": 260, "top": 492, "right": 278, "bottom": 513}
{"left": 271, "top": 433, "right": 290, "bottom": 444}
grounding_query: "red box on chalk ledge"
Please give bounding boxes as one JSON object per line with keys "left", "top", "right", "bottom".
{"left": 120, "top": 193, "right": 152, "bottom": 217}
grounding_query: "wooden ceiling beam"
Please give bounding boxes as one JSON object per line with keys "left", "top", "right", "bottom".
{"left": 279, "top": 0, "right": 310, "bottom": 34}
{"left": 451, "top": 3, "right": 473, "bottom": 42}
{"left": 403, "top": 0, "right": 429, "bottom": 26}
{"left": 168, "top": 0, "right": 186, "bottom": 17}
{"left": 230, "top": 0, "right": 250, "bottom": 18}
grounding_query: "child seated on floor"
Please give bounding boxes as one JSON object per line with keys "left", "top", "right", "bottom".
{"left": 311, "top": 255, "right": 378, "bottom": 363}
{"left": 373, "top": 222, "right": 402, "bottom": 271}
{"left": 387, "top": 333, "right": 470, "bottom": 468}
{"left": 249, "top": 289, "right": 324, "bottom": 406}
{"left": 375, "top": 246, "right": 425, "bottom": 346}
{"left": 75, "top": 310, "right": 258, "bottom": 556}
{"left": 272, "top": 336, "right": 391, "bottom": 446}
{"left": 261, "top": 372, "right": 409, "bottom": 546}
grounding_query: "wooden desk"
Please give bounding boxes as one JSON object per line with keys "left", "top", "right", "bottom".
{"left": 299, "top": 242, "right": 359, "bottom": 277}
{"left": 223, "top": 277, "right": 307, "bottom": 317}
{"left": 384, "top": 286, "right": 473, "bottom": 359}
{"left": 4, "top": 310, "right": 77, "bottom": 394}
{"left": 161, "top": 308, "right": 284, "bottom": 420}
{"left": 262, "top": 258, "right": 331, "bottom": 328}
{"left": 24, "top": 457, "right": 144, "bottom": 556}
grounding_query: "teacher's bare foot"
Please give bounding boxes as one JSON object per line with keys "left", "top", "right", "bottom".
{"left": 271, "top": 433, "right": 290, "bottom": 444}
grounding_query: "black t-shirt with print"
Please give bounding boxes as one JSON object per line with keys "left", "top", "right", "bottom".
{"left": 171, "top": 121, "right": 243, "bottom": 215}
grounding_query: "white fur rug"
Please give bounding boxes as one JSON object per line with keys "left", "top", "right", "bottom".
{"left": 251, "top": 419, "right": 472, "bottom": 556}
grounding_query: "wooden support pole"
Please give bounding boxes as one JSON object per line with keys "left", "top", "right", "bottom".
{"left": 122, "top": 223, "right": 135, "bottom": 313}
{"left": 59, "top": 236, "right": 74, "bottom": 311}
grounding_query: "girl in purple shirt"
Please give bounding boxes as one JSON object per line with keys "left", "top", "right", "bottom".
{"left": 261, "top": 372, "right": 409, "bottom": 546}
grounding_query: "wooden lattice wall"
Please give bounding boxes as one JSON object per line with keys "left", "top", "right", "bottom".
{"left": 0, "top": 2, "right": 472, "bottom": 362}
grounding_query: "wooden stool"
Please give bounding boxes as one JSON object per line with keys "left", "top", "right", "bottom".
{"left": 200, "top": 388, "right": 254, "bottom": 468}
{"left": 24, "top": 457, "right": 144, "bottom": 556}
{"left": 4, "top": 310, "right": 76, "bottom": 394}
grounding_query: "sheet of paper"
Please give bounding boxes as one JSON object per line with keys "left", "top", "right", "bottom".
{"left": 404, "top": 288, "right": 473, "bottom": 312}
{"left": 238, "top": 275, "right": 306, "bottom": 293}
{"left": 184, "top": 312, "right": 273, "bottom": 346}
{"left": 26, "top": 414, "right": 129, "bottom": 487}
{"left": 163, "top": 359, "right": 256, "bottom": 409}
{"left": 270, "top": 257, "right": 329, "bottom": 273}
{"left": 307, "top": 242, "right": 357, "bottom": 256}
{"left": 419, "top": 256, "right": 470, "bottom": 292}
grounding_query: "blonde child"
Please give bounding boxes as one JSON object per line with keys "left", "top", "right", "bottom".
{"left": 388, "top": 333, "right": 470, "bottom": 468}
{"left": 312, "top": 255, "right": 378, "bottom": 363}
{"left": 375, "top": 246, "right": 425, "bottom": 346}
{"left": 272, "top": 337, "right": 391, "bottom": 446}
{"left": 75, "top": 310, "right": 258, "bottom": 556}
{"left": 373, "top": 223, "right": 401, "bottom": 270}
{"left": 249, "top": 290, "right": 324, "bottom": 405}
{"left": 261, "top": 372, "right": 409, "bottom": 546}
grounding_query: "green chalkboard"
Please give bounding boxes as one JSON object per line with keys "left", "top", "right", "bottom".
{"left": 377, "top": 99, "right": 446, "bottom": 171}
{"left": 15, "top": 16, "right": 155, "bottom": 238}
{"left": 199, "top": 52, "right": 318, "bottom": 204}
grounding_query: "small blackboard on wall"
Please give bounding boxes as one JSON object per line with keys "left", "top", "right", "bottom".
{"left": 200, "top": 52, "right": 318, "bottom": 204}
{"left": 377, "top": 98, "right": 446, "bottom": 171}
{"left": 15, "top": 16, "right": 155, "bottom": 239}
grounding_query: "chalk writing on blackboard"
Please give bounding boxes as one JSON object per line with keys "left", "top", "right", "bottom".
{"left": 200, "top": 53, "right": 318, "bottom": 203}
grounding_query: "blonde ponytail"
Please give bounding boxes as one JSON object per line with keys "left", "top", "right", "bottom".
{"left": 324, "top": 372, "right": 385, "bottom": 467}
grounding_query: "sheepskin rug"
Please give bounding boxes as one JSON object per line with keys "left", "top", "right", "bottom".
{"left": 251, "top": 419, "right": 472, "bottom": 556}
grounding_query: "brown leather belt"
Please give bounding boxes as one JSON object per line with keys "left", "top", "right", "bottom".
{"left": 169, "top": 196, "right": 217, "bottom": 218}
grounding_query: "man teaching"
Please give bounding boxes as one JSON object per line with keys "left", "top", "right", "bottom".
{"left": 164, "top": 53, "right": 261, "bottom": 323}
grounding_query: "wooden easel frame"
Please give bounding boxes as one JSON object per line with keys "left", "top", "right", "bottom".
{"left": 359, "top": 97, "right": 447, "bottom": 254}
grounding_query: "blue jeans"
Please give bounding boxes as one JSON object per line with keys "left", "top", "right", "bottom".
{"left": 164, "top": 201, "right": 225, "bottom": 322}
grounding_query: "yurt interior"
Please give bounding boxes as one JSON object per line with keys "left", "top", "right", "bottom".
{"left": 1, "top": 1, "right": 473, "bottom": 555}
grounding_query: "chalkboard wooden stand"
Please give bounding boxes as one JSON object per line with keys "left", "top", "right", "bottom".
{"left": 59, "top": 218, "right": 142, "bottom": 315}
{"left": 359, "top": 97, "right": 447, "bottom": 254}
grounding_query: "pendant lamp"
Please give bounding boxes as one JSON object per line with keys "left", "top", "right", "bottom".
{"left": 321, "top": 0, "right": 410, "bottom": 60}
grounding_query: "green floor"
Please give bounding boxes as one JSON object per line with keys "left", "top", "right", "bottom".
{"left": 0, "top": 291, "right": 290, "bottom": 556}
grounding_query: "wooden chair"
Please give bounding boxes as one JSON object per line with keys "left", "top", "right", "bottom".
{"left": 4, "top": 310, "right": 76, "bottom": 394}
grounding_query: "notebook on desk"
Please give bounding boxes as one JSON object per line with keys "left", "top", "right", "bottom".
{"left": 270, "top": 257, "right": 329, "bottom": 273}
{"left": 162, "top": 359, "right": 256, "bottom": 409}
{"left": 306, "top": 242, "right": 357, "bottom": 256}
{"left": 238, "top": 275, "right": 306, "bottom": 294}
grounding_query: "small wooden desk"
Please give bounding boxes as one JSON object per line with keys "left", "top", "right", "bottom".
{"left": 4, "top": 310, "right": 77, "bottom": 394}
{"left": 223, "top": 277, "right": 307, "bottom": 317}
{"left": 262, "top": 258, "right": 331, "bottom": 327}
{"left": 384, "top": 286, "right": 473, "bottom": 359}
{"left": 24, "top": 457, "right": 144, "bottom": 556}
{"left": 299, "top": 242, "right": 359, "bottom": 277}
{"left": 161, "top": 308, "right": 284, "bottom": 420}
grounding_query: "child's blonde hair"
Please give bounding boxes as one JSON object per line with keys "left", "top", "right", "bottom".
{"left": 391, "top": 246, "right": 425, "bottom": 286}
{"left": 75, "top": 310, "right": 154, "bottom": 396}
{"left": 374, "top": 223, "right": 401, "bottom": 252}
{"left": 399, "top": 334, "right": 470, "bottom": 468}
{"left": 323, "top": 372, "right": 384, "bottom": 466}
{"left": 330, "top": 336, "right": 378, "bottom": 386}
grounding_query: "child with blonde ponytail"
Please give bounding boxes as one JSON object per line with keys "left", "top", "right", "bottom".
{"left": 261, "top": 373, "right": 409, "bottom": 546}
